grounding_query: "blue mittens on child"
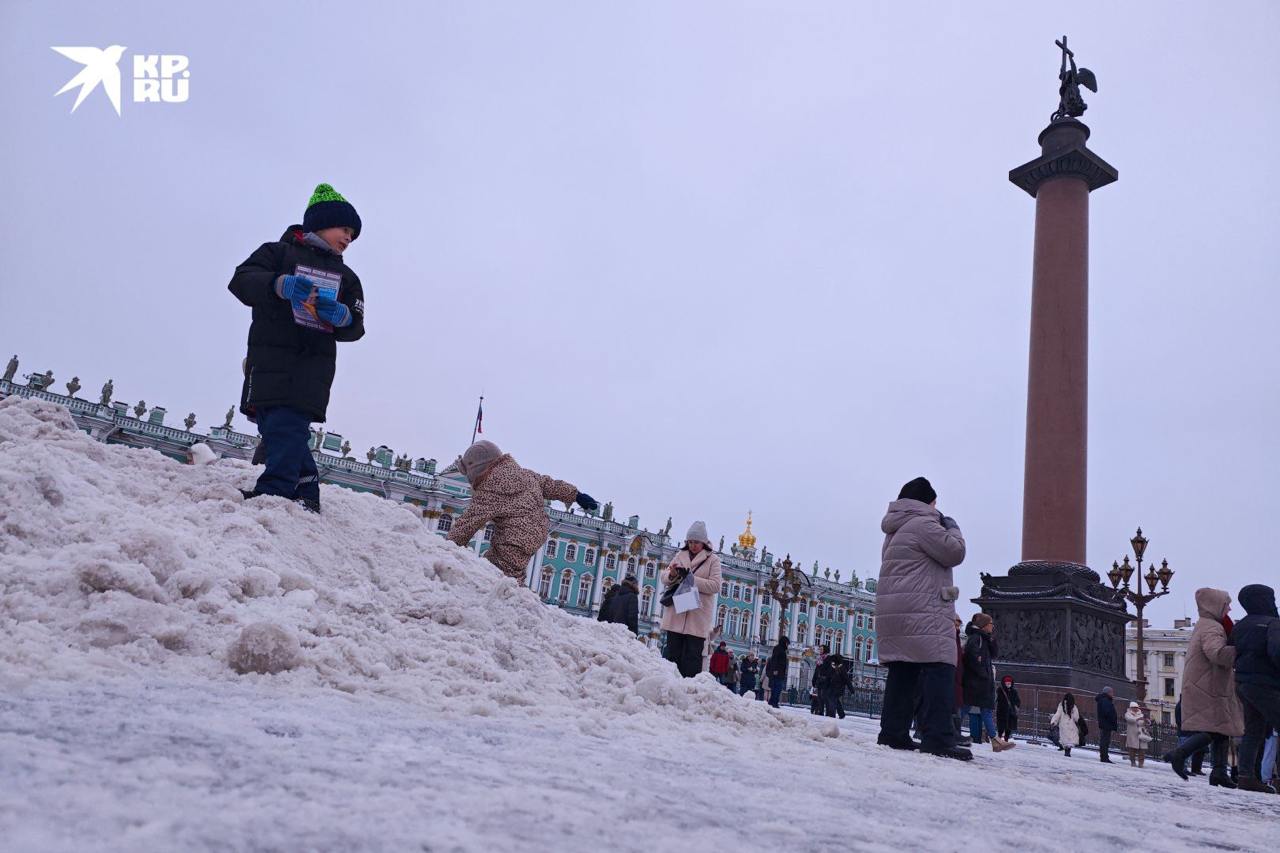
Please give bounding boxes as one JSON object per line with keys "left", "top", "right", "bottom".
{"left": 275, "top": 274, "right": 314, "bottom": 301}
{"left": 575, "top": 492, "right": 599, "bottom": 512}
{"left": 313, "top": 291, "right": 352, "bottom": 328}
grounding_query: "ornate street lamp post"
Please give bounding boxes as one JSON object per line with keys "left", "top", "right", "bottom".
{"left": 1106, "top": 527, "right": 1175, "bottom": 703}
{"left": 764, "top": 554, "right": 811, "bottom": 643}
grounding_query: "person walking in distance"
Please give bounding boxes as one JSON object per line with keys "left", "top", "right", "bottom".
{"left": 709, "top": 642, "right": 732, "bottom": 687}
{"left": 659, "top": 522, "right": 723, "bottom": 678}
{"left": 816, "top": 650, "right": 851, "bottom": 719}
{"left": 1162, "top": 588, "right": 1244, "bottom": 788}
{"left": 1124, "top": 702, "right": 1151, "bottom": 767}
{"left": 767, "top": 636, "right": 790, "bottom": 707}
{"left": 1230, "top": 584, "right": 1280, "bottom": 794}
{"left": 1095, "top": 686, "right": 1119, "bottom": 763}
{"left": 598, "top": 574, "right": 640, "bottom": 635}
{"left": 1050, "top": 693, "right": 1082, "bottom": 757}
{"left": 996, "top": 675, "right": 1021, "bottom": 744}
{"left": 739, "top": 651, "right": 760, "bottom": 698}
{"left": 874, "top": 477, "right": 971, "bottom": 761}
{"left": 963, "top": 614, "right": 1014, "bottom": 751}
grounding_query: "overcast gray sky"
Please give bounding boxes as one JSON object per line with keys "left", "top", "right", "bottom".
{"left": 3, "top": 1, "right": 1277, "bottom": 626}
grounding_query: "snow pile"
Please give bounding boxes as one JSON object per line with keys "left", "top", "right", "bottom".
{"left": 0, "top": 396, "right": 825, "bottom": 737}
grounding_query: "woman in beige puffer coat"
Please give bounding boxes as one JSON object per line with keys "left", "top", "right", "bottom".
{"left": 1124, "top": 702, "right": 1150, "bottom": 766}
{"left": 1162, "top": 587, "right": 1243, "bottom": 787}
{"left": 660, "top": 521, "right": 723, "bottom": 678}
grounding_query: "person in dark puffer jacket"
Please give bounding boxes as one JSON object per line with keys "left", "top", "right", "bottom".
{"left": 1232, "top": 584, "right": 1280, "bottom": 793}
{"left": 229, "top": 183, "right": 366, "bottom": 513}
{"left": 598, "top": 575, "right": 640, "bottom": 635}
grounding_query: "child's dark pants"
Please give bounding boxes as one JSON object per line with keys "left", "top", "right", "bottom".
{"left": 254, "top": 406, "right": 319, "bottom": 503}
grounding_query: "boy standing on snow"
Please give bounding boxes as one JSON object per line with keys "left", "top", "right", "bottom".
{"left": 228, "top": 184, "right": 365, "bottom": 513}
{"left": 445, "top": 440, "right": 597, "bottom": 580}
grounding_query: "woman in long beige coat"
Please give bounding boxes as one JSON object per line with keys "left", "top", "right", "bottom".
{"left": 660, "top": 521, "right": 723, "bottom": 678}
{"left": 1163, "top": 588, "right": 1243, "bottom": 787}
{"left": 1124, "top": 702, "right": 1150, "bottom": 767}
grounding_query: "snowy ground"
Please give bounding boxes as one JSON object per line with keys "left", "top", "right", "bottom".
{"left": 1, "top": 395, "right": 1277, "bottom": 852}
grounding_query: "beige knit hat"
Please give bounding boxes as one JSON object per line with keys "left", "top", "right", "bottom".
{"left": 457, "top": 440, "right": 503, "bottom": 486}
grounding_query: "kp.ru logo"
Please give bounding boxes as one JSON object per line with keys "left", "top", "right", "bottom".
{"left": 51, "top": 46, "right": 190, "bottom": 116}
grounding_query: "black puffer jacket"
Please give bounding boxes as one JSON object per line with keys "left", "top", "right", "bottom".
{"left": 229, "top": 227, "right": 365, "bottom": 422}
{"left": 767, "top": 639, "right": 790, "bottom": 679}
{"left": 962, "top": 624, "right": 998, "bottom": 709}
{"left": 597, "top": 581, "right": 639, "bottom": 635}
{"left": 1231, "top": 584, "right": 1280, "bottom": 690}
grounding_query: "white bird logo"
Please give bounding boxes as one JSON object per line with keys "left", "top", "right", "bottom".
{"left": 51, "top": 45, "right": 127, "bottom": 116}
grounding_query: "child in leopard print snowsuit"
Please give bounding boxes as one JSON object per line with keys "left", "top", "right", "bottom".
{"left": 446, "top": 440, "right": 597, "bottom": 580}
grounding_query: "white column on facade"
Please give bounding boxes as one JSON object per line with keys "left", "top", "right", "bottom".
{"left": 749, "top": 584, "right": 763, "bottom": 646}
{"left": 769, "top": 599, "right": 781, "bottom": 643}
{"left": 590, "top": 544, "right": 607, "bottom": 609}
{"left": 844, "top": 608, "right": 855, "bottom": 656}
{"left": 806, "top": 599, "right": 817, "bottom": 647}
{"left": 787, "top": 601, "right": 799, "bottom": 642}
{"left": 526, "top": 541, "right": 546, "bottom": 590}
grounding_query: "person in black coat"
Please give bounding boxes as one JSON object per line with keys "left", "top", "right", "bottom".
{"left": 963, "top": 614, "right": 1011, "bottom": 749}
{"left": 229, "top": 184, "right": 366, "bottom": 513}
{"left": 597, "top": 575, "right": 640, "bottom": 635}
{"left": 1232, "top": 584, "right": 1280, "bottom": 792}
{"left": 766, "top": 636, "right": 790, "bottom": 707}
{"left": 1095, "top": 686, "right": 1118, "bottom": 763}
{"left": 816, "top": 652, "right": 851, "bottom": 719}
{"left": 996, "top": 675, "right": 1021, "bottom": 741}
{"left": 739, "top": 652, "right": 760, "bottom": 697}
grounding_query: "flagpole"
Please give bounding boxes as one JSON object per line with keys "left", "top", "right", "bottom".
{"left": 470, "top": 395, "right": 484, "bottom": 445}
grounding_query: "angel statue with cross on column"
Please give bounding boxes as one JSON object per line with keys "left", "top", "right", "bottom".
{"left": 1052, "top": 35, "right": 1098, "bottom": 122}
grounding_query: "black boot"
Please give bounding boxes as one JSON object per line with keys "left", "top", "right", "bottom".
{"left": 239, "top": 488, "right": 262, "bottom": 500}
{"left": 297, "top": 498, "right": 321, "bottom": 514}
{"left": 1209, "top": 769, "right": 1237, "bottom": 789}
{"left": 1163, "top": 750, "right": 1189, "bottom": 781}
{"left": 1237, "top": 778, "right": 1278, "bottom": 794}
{"left": 876, "top": 734, "right": 921, "bottom": 751}
{"left": 922, "top": 745, "right": 973, "bottom": 761}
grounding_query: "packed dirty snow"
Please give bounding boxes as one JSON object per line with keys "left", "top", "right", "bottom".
{"left": 0, "top": 396, "right": 824, "bottom": 736}
{"left": 3, "top": 395, "right": 1277, "bottom": 853}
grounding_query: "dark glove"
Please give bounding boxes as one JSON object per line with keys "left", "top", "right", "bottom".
{"left": 940, "top": 515, "right": 959, "bottom": 531}
{"left": 575, "top": 492, "right": 598, "bottom": 512}
{"left": 315, "top": 299, "right": 352, "bottom": 328}
{"left": 275, "top": 274, "right": 316, "bottom": 301}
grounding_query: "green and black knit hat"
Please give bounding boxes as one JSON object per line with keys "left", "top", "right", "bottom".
{"left": 302, "top": 183, "right": 361, "bottom": 239}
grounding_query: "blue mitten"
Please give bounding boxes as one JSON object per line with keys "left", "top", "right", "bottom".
{"left": 276, "top": 274, "right": 315, "bottom": 301}
{"left": 316, "top": 299, "right": 351, "bottom": 328}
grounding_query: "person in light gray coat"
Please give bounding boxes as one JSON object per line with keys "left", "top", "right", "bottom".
{"left": 875, "top": 477, "right": 970, "bottom": 761}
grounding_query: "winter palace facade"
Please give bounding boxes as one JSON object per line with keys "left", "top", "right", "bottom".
{"left": 1, "top": 369, "right": 881, "bottom": 688}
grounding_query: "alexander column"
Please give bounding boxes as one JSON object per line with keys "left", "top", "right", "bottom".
{"left": 974, "top": 38, "right": 1127, "bottom": 700}
{"left": 1009, "top": 36, "right": 1117, "bottom": 565}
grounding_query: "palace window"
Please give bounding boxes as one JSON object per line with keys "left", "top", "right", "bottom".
{"left": 867, "top": 615, "right": 875, "bottom": 631}
{"left": 584, "top": 547, "right": 596, "bottom": 566}
{"left": 799, "top": 600, "right": 808, "bottom": 614}
{"left": 836, "top": 630, "right": 844, "bottom": 650}
{"left": 728, "top": 609, "right": 739, "bottom": 638}
{"left": 1164, "top": 678, "right": 1176, "bottom": 698}
{"left": 577, "top": 575, "right": 593, "bottom": 608}
{"left": 856, "top": 612, "right": 864, "bottom": 629}
{"left": 642, "top": 586, "right": 653, "bottom": 614}
{"left": 483, "top": 524, "right": 494, "bottom": 542}
{"left": 546, "top": 540, "right": 559, "bottom": 559}
{"left": 646, "top": 562, "right": 656, "bottom": 579}
{"left": 1163, "top": 653, "right": 1175, "bottom": 669}
{"left": 565, "top": 542, "right": 578, "bottom": 562}
{"left": 627, "top": 557, "right": 637, "bottom": 575}
{"left": 558, "top": 569, "right": 573, "bottom": 604}
{"left": 865, "top": 640, "right": 875, "bottom": 662}
{"left": 817, "top": 603, "right": 826, "bottom": 620}
{"left": 760, "top": 614, "right": 771, "bottom": 643}
{"left": 762, "top": 592, "right": 772, "bottom": 607}
{"left": 854, "top": 636, "right": 864, "bottom": 660}
{"left": 837, "top": 608, "right": 845, "bottom": 622}
{"left": 721, "top": 582, "right": 730, "bottom": 597}
{"left": 603, "top": 577, "right": 615, "bottom": 594}
{"left": 717, "top": 605, "right": 727, "bottom": 629}
{"left": 539, "top": 566, "right": 553, "bottom": 599}
{"left": 732, "top": 583, "right": 742, "bottom": 600}
{"left": 436, "top": 514, "right": 453, "bottom": 533}
{"left": 605, "top": 553, "right": 616, "bottom": 571}
{"left": 744, "top": 586, "right": 753, "bottom": 603}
